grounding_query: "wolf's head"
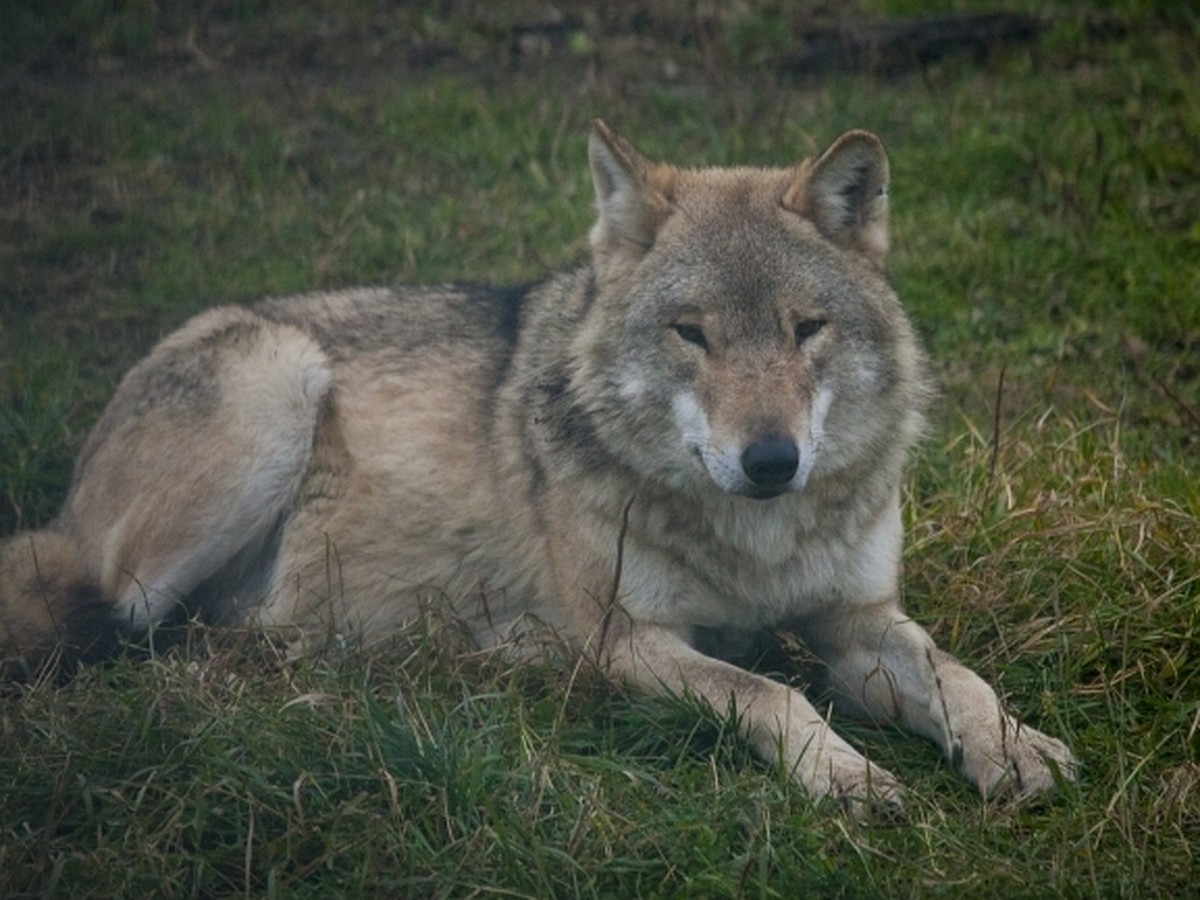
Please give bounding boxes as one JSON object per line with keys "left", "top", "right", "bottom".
{"left": 572, "top": 120, "right": 930, "bottom": 501}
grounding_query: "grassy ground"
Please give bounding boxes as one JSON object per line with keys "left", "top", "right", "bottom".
{"left": 2, "top": 1, "right": 1198, "bottom": 896}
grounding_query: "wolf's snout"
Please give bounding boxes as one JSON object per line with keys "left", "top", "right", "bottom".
{"left": 741, "top": 437, "right": 800, "bottom": 488}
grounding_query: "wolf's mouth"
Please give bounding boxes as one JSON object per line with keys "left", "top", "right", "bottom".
{"left": 743, "top": 486, "right": 787, "bottom": 501}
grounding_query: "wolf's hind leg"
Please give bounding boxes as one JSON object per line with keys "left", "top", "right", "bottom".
{"left": 1, "top": 307, "right": 332, "bottom": 670}
{"left": 74, "top": 307, "right": 334, "bottom": 630}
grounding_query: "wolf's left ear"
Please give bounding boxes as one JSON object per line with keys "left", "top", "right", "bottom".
{"left": 785, "top": 130, "right": 890, "bottom": 265}
{"left": 588, "top": 120, "right": 672, "bottom": 258}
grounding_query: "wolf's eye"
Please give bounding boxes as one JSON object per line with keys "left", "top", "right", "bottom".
{"left": 673, "top": 323, "right": 709, "bottom": 351}
{"left": 794, "top": 319, "right": 827, "bottom": 344}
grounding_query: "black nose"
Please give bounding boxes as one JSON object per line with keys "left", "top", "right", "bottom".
{"left": 741, "top": 436, "right": 799, "bottom": 487}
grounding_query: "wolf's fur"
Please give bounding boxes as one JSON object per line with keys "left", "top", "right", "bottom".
{"left": 0, "top": 121, "right": 1073, "bottom": 811}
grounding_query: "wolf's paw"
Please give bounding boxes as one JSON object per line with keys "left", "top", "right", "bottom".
{"left": 962, "top": 720, "right": 1077, "bottom": 799}
{"left": 829, "top": 762, "right": 908, "bottom": 822}
{"left": 799, "top": 740, "right": 907, "bottom": 821}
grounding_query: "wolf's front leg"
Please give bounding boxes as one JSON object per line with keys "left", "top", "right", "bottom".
{"left": 590, "top": 617, "right": 906, "bottom": 815}
{"left": 547, "top": 497, "right": 901, "bottom": 814}
{"left": 803, "top": 603, "right": 1076, "bottom": 798}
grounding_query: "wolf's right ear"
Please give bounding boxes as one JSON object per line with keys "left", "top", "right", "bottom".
{"left": 588, "top": 120, "right": 673, "bottom": 258}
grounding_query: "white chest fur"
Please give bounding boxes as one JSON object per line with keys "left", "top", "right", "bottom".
{"left": 616, "top": 486, "right": 903, "bottom": 631}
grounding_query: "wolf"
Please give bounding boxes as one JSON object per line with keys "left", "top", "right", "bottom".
{"left": 0, "top": 120, "right": 1074, "bottom": 812}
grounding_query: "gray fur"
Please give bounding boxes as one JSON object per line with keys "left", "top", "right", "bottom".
{"left": 0, "top": 121, "right": 1073, "bottom": 813}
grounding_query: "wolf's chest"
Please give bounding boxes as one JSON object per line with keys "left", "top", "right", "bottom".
{"left": 619, "top": 493, "right": 900, "bottom": 630}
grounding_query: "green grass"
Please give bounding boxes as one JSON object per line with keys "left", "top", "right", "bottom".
{"left": 2, "top": 2, "right": 1198, "bottom": 897}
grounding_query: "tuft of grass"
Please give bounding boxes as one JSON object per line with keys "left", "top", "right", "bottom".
{"left": 2, "top": 2, "right": 1198, "bottom": 897}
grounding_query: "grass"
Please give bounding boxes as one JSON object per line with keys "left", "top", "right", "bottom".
{"left": 2, "top": 1, "right": 1198, "bottom": 896}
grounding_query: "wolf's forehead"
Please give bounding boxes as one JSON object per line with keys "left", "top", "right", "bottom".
{"left": 665, "top": 177, "right": 822, "bottom": 256}
{"left": 660, "top": 210, "right": 840, "bottom": 298}
{"left": 671, "top": 173, "right": 787, "bottom": 227}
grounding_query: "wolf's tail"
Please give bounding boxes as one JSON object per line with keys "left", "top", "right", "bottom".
{"left": 0, "top": 529, "right": 115, "bottom": 678}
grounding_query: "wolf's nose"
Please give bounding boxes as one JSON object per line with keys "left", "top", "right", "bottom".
{"left": 741, "top": 437, "right": 800, "bottom": 487}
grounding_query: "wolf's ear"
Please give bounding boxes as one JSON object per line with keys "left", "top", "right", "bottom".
{"left": 588, "top": 119, "right": 672, "bottom": 257}
{"left": 785, "top": 130, "right": 890, "bottom": 265}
